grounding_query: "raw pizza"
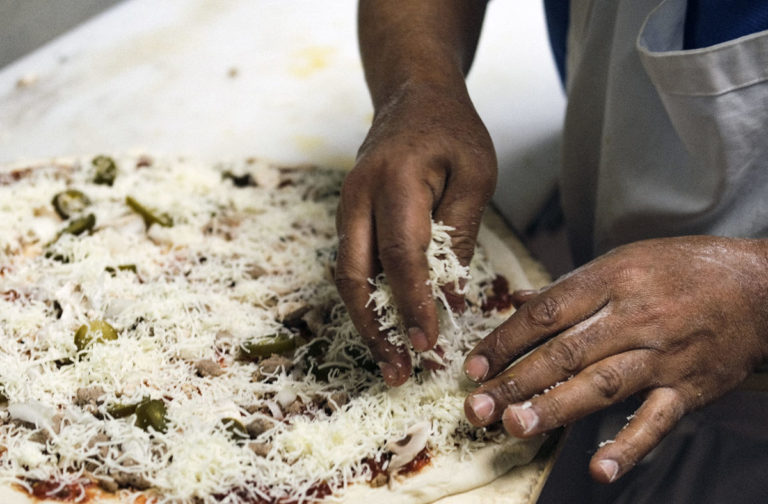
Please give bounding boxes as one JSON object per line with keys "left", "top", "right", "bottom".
{"left": 0, "top": 155, "right": 546, "bottom": 503}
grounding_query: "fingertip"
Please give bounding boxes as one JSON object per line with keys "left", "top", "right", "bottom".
{"left": 464, "top": 355, "right": 489, "bottom": 382}
{"left": 377, "top": 362, "right": 398, "bottom": 385}
{"left": 501, "top": 404, "right": 540, "bottom": 437}
{"left": 407, "top": 327, "right": 431, "bottom": 352}
{"left": 591, "top": 458, "right": 620, "bottom": 484}
{"left": 465, "top": 393, "right": 495, "bottom": 425}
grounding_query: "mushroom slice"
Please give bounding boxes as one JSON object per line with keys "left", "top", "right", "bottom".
{"left": 386, "top": 420, "right": 431, "bottom": 473}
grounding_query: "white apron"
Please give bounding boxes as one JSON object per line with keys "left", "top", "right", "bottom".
{"left": 561, "top": 0, "right": 768, "bottom": 265}
{"left": 542, "top": 1, "right": 768, "bottom": 502}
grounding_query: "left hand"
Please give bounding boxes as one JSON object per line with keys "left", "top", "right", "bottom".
{"left": 462, "top": 236, "right": 768, "bottom": 483}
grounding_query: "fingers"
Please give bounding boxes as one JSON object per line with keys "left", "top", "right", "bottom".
{"left": 465, "top": 308, "right": 644, "bottom": 426}
{"left": 590, "top": 387, "right": 685, "bottom": 483}
{"left": 336, "top": 191, "right": 411, "bottom": 386}
{"left": 464, "top": 272, "right": 609, "bottom": 382}
{"left": 432, "top": 158, "right": 495, "bottom": 310}
{"left": 373, "top": 170, "right": 442, "bottom": 352}
{"left": 495, "top": 350, "right": 655, "bottom": 435}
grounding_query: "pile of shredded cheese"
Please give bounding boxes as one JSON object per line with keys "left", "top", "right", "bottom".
{"left": 0, "top": 156, "right": 510, "bottom": 503}
{"left": 366, "top": 220, "right": 475, "bottom": 366}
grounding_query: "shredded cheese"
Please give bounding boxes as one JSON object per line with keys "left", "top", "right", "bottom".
{"left": 0, "top": 156, "right": 512, "bottom": 503}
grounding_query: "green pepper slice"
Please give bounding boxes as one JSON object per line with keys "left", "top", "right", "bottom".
{"left": 126, "top": 196, "right": 173, "bottom": 229}
{"left": 0, "top": 385, "right": 8, "bottom": 403}
{"left": 92, "top": 156, "right": 117, "bottom": 186}
{"left": 61, "top": 213, "right": 96, "bottom": 236}
{"left": 222, "top": 417, "right": 249, "bottom": 441}
{"left": 134, "top": 398, "right": 168, "bottom": 433}
{"left": 105, "top": 264, "right": 137, "bottom": 276}
{"left": 240, "top": 334, "right": 296, "bottom": 360}
{"left": 52, "top": 190, "right": 91, "bottom": 219}
{"left": 74, "top": 320, "right": 118, "bottom": 351}
{"left": 106, "top": 402, "right": 138, "bottom": 419}
{"left": 222, "top": 171, "right": 253, "bottom": 188}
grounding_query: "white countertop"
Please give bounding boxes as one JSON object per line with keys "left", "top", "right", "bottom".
{"left": 0, "top": 0, "right": 565, "bottom": 231}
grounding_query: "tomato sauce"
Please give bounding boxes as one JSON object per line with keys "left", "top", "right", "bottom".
{"left": 28, "top": 479, "right": 91, "bottom": 501}
{"left": 482, "top": 275, "right": 513, "bottom": 313}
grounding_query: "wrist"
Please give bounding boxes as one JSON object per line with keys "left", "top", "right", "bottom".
{"left": 368, "top": 65, "right": 468, "bottom": 113}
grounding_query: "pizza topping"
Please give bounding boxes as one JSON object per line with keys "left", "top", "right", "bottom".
{"left": 194, "top": 358, "right": 224, "bottom": 377}
{"left": 126, "top": 196, "right": 173, "bottom": 229}
{"left": 58, "top": 212, "right": 96, "bottom": 237}
{"left": 245, "top": 263, "right": 268, "bottom": 279}
{"left": 109, "top": 467, "right": 152, "bottom": 490}
{"left": 105, "top": 264, "right": 138, "bottom": 276}
{"left": 246, "top": 418, "right": 274, "bottom": 438}
{"left": 222, "top": 170, "right": 255, "bottom": 188}
{"left": 51, "top": 189, "right": 91, "bottom": 219}
{"left": 222, "top": 417, "right": 250, "bottom": 442}
{"left": 7, "top": 402, "right": 55, "bottom": 431}
{"left": 31, "top": 478, "right": 90, "bottom": 500}
{"left": 367, "top": 220, "right": 472, "bottom": 366}
{"left": 106, "top": 401, "right": 139, "bottom": 419}
{"left": 482, "top": 275, "right": 514, "bottom": 313}
{"left": 248, "top": 441, "right": 273, "bottom": 457}
{"left": 96, "top": 474, "right": 119, "bottom": 492}
{"left": 386, "top": 421, "right": 431, "bottom": 473}
{"left": 241, "top": 335, "right": 296, "bottom": 361}
{"left": 92, "top": 155, "right": 118, "bottom": 186}
{"left": 0, "top": 156, "right": 517, "bottom": 503}
{"left": 134, "top": 398, "right": 168, "bottom": 433}
{"left": 74, "top": 320, "right": 118, "bottom": 351}
{"left": 323, "top": 391, "right": 348, "bottom": 413}
{"left": 74, "top": 386, "right": 105, "bottom": 406}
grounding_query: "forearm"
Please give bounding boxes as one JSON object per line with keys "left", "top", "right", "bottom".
{"left": 358, "top": 0, "right": 489, "bottom": 110}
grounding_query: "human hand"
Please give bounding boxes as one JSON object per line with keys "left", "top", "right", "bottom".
{"left": 336, "top": 82, "right": 496, "bottom": 386}
{"left": 462, "top": 236, "right": 768, "bottom": 482}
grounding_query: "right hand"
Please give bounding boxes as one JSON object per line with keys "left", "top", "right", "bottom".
{"left": 335, "top": 81, "right": 497, "bottom": 386}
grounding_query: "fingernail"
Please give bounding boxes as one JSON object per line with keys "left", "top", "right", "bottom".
{"left": 503, "top": 405, "right": 539, "bottom": 435}
{"left": 378, "top": 362, "right": 397, "bottom": 384}
{"left": 408, "top": 327, "right": 430, "bottom": 352}
{"left": 468, "top": 394, "right": 495, "bottom": 421}
{"left": 464, "top": 355, "right": 489, "bottom": 382}
{"left": 597, "top": 459, "right": 619, "bottom": 482}
{"left": 513, "top": 289, "right": 538, "bottom": 297}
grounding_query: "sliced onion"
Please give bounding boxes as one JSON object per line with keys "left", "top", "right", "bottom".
{"left": 264, "top": 400, "right": 284, "bottom": 420}
{"left": 8, "top": 401, "right": 55, "bottom": 429}
{"left": 386, "top": 421, "right": 431, "bottom": 472}
{"left": 275, "top": 388, "right": 297, "bottom": 409}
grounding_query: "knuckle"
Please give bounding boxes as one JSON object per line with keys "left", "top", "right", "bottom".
{"left": 539, "top": 394, "right": 568, "bottom": 427}
{"left": 492, "top": 376, "right": 525, "bottom": 404}
{"left": 525, "top": 295, "right": 562, "bottom": 327}
{"left": 378, "top": 238, "right": 420, "bottom": 268}
{"left": 591, "top": 365, "right": 624, "bottom": 399}
{"left": 544, "top": 338, "right": 584, "bottom": 374}
{"left": 449, "top": 231, "right": 477, "bottom": 264}
{"left": 333, "top": 272, "right": 363, "bottom": 299}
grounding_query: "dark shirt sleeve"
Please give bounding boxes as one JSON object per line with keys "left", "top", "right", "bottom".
{"left": 684, "top": 0, "right": 768, "bottom": 49}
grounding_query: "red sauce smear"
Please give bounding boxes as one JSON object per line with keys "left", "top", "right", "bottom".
{"left": 481, "top": 275, "right": 513, "bottom": 313}
{"left": 398, "top": 448, "right": 431, "bottom": 475}
{"left": 28, "top": 479, "right": 92, "bottom": 501}
{"left": 215, "top": 480, "right": 334, "bottom": 504}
